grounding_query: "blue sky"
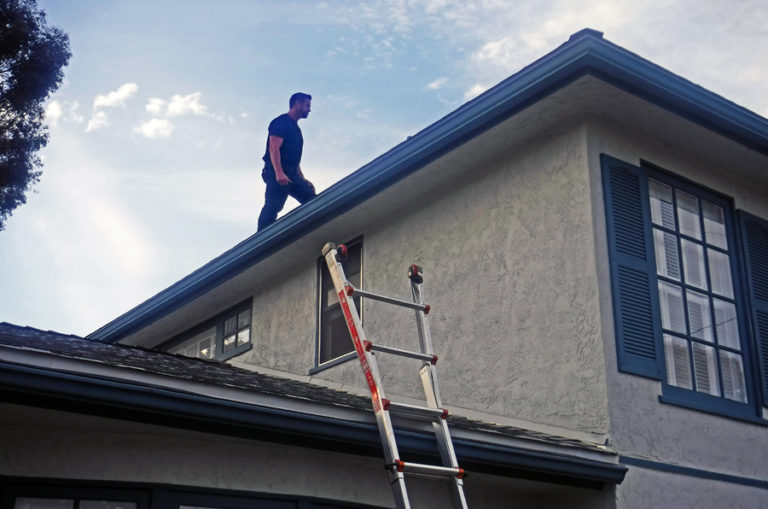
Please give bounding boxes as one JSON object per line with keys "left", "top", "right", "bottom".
{"left": 2, "top": 0, "right": 767, "bottom": 336}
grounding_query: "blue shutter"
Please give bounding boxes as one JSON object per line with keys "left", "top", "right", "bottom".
{"left": 737, "top": 210, "right": 768, "bottom": 407}
{"left": 601, "top": 155, "right": 662, "bottom": 379}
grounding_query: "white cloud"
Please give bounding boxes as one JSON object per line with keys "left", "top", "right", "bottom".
{"left": 167, "top": 92, "right": 207, "bottom": 117}
{"left": 146, "top": 97, "right": 166, "bottom": 115}
{"left": 93, "top": 82, "right": 139, "bottom": 109}
{"left": 134, "top": 118, "right": 175, "bottom": 139}
{"left": 143, "top": 92, "right": 208, "bottom": 118}
{"left": 46, "top": 100, "right": 84, "bottom": 127}
{"left": 464, "top": 84, "right": 487, "bottom": 101}
{"left": 427, "top": 77, "right": 448, "bottom": 90}
{"left": 46, "top": 100, "right": 63, "bottom": 124}
{"left": 85, "top": 111, "right": 109, "bottom": 132}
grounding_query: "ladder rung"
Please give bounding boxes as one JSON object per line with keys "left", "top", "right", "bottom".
{"left": 364, "top": 341, "right": 438, "bottom": 364}
{"left": 383, "top": 399, "right": 448, "bottom": 420}
{"left": 345, "top": 285, "right": 430, "bottom": 314}
{"left": 392, "top": 460, "right": 465, "bottom": 479}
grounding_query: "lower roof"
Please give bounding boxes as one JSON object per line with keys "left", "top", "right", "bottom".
{"left": 0, "top": 322, "right": 626, "bottom": 488}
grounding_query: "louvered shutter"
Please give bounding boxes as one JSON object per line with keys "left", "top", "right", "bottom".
{"left": 601, "top": 155, "right": 663, "bottom": 378}
{"left": 737, "top": 210, "right": 768, "bottom": 406}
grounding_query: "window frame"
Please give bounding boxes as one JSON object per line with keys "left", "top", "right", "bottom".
{"left": 312, "top": 236, "right": 363, "bottom": 372}
{"left": 642, "top": 164, "right": 760, "bottom": 420}
{"left": 160, "top": 300, "right": 253, "bottom": 361}
{"left": 601, "top": 154, "right": 766, "bottom": 423}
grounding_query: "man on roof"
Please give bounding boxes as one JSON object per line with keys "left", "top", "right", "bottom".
{"left": 257, "top": 92, "right": 316, "bottom": 231}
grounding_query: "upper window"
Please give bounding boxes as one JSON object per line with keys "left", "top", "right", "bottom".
{"left": 316, "top": 238, "right": 362, "bottom": 367}
{"left": 601, "top": 154, "right": 768, "bottom": 422}
{"left": 648, "top": 177, "right": 747, "bottom": 403}
{"left": 165, "top": 301, "right": 252, "bottom": 361}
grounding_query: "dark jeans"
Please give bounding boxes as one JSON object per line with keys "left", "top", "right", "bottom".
{"left": 257, "top": 165, "right": 316, "bottom": 231}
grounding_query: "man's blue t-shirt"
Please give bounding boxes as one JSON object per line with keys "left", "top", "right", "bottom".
{"left": 262, "top": 113, "right": 303, "bottom": 171}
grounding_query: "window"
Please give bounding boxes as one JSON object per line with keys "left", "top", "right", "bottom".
{"left": 316, "top": 238, "right": 362, "bottom": 366}
{"left": 165, "top": 301, "right": 252, "bottom": 361}
{"left": 601, "top": 155, "right": 768, "bottom": 421}
{"left": 0, "top": 480, "right": 380, "bottom": 509}
{"left": 648, "top": 177, "right": 747, "bottom": 402}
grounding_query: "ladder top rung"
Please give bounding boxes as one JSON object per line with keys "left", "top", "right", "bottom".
{"left": 345, "top": 285, "right": 430, "bottom": 315}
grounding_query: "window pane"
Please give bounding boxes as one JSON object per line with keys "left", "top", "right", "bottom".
{"left": 708, "top": 249, "right": 734, "bottom": 298}
{"left": 80, "top": 502, "right": 138, "bottom": 509}
{"left": 692, "top": 343, "right": 721, "bottom": 396}
{"left": 681, "top": 239, "right": 707, "bottom": 290}
{"left": 653, "top": 228, "right": 680, "bottom": 280}
{"left": 320, "top": 307, "right": 354, "bottom": 363}
{"left": 702, "top": 201, "right": 727, "bottom": 249}
{"left": 664, "top": 334, "right": 692, "bottom": 389}
{"left": 170, "top": 327, "right": 216, "bottom": 359}
{"left": 15, "top": 499, "right": 73, "bottom": 509}
{"left": 686, "top": 290, "right": 713, "bottom": 342}
{"left": 720, "top": 351, "right": 748, "bottom": 403}
{"left": 237, "top": 310, "right": 251, "bottom": 328}
{"left": 237, "top": 328, "right": 250, "bottom": 346}
{"left": 223, "top": 334, "right": 236, "bottom": 352}
{"left": 199, "top": 337, "right": 214, "bottom": 359}
{"left": 713, "top": 299, "right": 740, "bottom": 350}
{"left": 649, "top": 179, "right": 675, "bottom": 228}
{"left": 659, "top": 281, "right": 686, "bottom": 333}
{"left": 676, "top": 190, "right": 701, "bottom": 239}
{"left": 224, "top": 316, "right": 237, "bottom": 336}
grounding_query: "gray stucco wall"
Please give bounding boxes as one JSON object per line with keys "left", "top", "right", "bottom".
{"left": 585, "top": 117, "right": 768, "bottom": 500}
{"left": 617, "top": 467, "right": 768, "bottom": 509}
{"left": 0, "top": 403, "right": 612, "bottom": 509}
{"left": 238, "top": 120, "right": 611, "bottom": 438}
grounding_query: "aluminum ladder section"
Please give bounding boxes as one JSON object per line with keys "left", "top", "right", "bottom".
{"left": 321, "top": 242, "right": 469, "bottom": 509}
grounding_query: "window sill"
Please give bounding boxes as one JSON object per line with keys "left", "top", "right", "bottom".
{"left": 659, "top": 387, "right": 768, "bottom": 425}
{"left": 309, "top": 351, "right": 356, "bottom": 374}
{"left": 219, "top": 343, "right": 252, "bottom": 361}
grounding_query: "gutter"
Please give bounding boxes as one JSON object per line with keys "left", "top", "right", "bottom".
{"left": 0, "top": 360, "right": 627, "bottom": 487}
{"left": 88, "top": 28, "right": 768, "bottom": 343}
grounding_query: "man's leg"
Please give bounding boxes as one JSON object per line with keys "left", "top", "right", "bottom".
{"left": 258, "top": 178, "right": 289, "bottom": 231}
{"left": 288, "top": 178, "right": 317, "bottom": 204}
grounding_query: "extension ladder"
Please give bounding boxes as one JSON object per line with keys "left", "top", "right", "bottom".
{"left": 321, "top": 242, "right": 469, "bottom": 509}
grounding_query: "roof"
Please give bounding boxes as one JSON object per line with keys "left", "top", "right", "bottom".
{"left": 0, "top": 322, "right": 626, "bottom": 487}
{"left": 89, "top": 28, "right": 768, "bottom": 343}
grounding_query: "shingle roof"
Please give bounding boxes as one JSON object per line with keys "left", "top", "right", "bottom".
{"left": 1, "top": 322, "right": 599, "bottom": 450}
{"left": 0, "top": 322, "right": 626, "bottom": 486}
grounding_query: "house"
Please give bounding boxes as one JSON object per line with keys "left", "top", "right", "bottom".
{"left": 2, "top": 28, "right": 767, "bottom": 508}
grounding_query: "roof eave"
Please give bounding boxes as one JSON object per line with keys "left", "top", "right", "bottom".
{"left": 88, "top": 28, "right": 768, "bottom": 342}
{"left": 0, "top": 360, "right": 627, "bottom": 487}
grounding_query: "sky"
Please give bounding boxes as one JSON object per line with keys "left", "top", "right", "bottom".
{"left": 1, "top": 0, "right": 767, "bottom": 337}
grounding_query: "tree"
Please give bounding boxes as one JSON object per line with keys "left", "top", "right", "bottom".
{"left": 0, "top": 0, "right": 70, "bottom": 230}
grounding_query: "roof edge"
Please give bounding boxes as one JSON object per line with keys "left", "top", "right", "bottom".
{"left": 0, "top": 360, "right": 627, "bottom": 486}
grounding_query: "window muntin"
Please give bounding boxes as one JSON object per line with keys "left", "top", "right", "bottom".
{"left": 317, "top": 239, "right": 361, "bottom": 365}
{"left": 649, "top": 177, "right": 747, "bottom": 403}
{"left": 167, "top": 303, "right": 252, "bottom": 361}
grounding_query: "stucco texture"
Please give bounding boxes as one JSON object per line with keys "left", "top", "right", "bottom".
{"left": 295, "top": 122, "right": 611, "bottom": 435}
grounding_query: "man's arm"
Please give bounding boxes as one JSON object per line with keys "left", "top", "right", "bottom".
{"left": 268, "top": 135, "right": 291, "bottom": 185}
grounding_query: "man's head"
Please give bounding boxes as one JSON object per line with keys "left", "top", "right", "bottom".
{"left": 289, "top": 92, "right": 312, "bottom": 119}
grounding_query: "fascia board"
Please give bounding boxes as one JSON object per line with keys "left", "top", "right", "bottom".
{"left": 0, "top": 360, "right": 627, "bottom": 486}
{"left": 88, "top": 30, "right": 768, "bottom": 343}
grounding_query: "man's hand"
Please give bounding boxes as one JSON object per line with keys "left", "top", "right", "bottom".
{"left": 275, "top": 170, "right": 292, "bottom": 186}
{"left": 305, "top": 179, "right": 315, "bottom": 193}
